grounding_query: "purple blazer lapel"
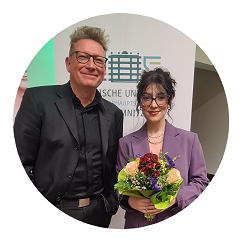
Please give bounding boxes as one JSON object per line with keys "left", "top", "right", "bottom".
{"left": 131, "top": 124, "right": 150, "bottom": 157}
{"left": 162, "top": 120, "right": 181, "bottom": 158}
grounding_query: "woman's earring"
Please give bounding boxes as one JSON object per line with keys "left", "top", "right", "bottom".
{"left": 167, "top": 101, "right": 175, "bottom": 112}
{"left": 171, "top": 100, "right": 175, "bottom": 109}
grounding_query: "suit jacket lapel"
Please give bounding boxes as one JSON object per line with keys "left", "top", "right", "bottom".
{"left": 55, "top": 82, "right": 79, "bottom": 144}
{"left": 162, "top": 120, "right": 181, "bottom": 158}
{"left": 132, "top": 124, "right": 150, "bottom": 157}
{"left": 55, "top": 84, "right": 112, "bottom": 154}
{"left": 98, "top": 103, "right": 112, "bottom": 155}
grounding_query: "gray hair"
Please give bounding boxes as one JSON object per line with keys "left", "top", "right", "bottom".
{"left": 69, "top": 25, "right": 109, "bottom": 54}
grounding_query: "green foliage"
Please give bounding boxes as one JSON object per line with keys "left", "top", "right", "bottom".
{"left": 114, "top": 179, "right": 131, "bottom": 192}
{"left": 115, "top": 151, "right": 184, "bottom": 219}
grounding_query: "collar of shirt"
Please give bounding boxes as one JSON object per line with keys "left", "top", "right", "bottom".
{"left": 70, "top": 87, "right": 105, "bottom": 112}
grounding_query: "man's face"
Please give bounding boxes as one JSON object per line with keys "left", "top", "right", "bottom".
{"left": 65, "top": 39, "right": 106, "bottom": 90}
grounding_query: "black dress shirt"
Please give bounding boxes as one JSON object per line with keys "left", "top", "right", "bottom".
{"left": 63, "top": 90, "right": 104, "bottom": 199}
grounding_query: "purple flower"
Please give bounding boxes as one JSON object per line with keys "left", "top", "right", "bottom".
{"left": 136, "top": 154, "right": 142, "bottom": 158}
{"left": 149, "top": 178, "right": 163, "bottom": 191}
{"left": 165, "top": 154, "right": 175, "bottom": 168}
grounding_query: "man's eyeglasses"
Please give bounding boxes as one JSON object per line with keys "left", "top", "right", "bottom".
{"left": 70, "top": 51, "right": 108, "bottom": 68}
{"left": 141, "top": 94, "right": 170, "bottom": 107}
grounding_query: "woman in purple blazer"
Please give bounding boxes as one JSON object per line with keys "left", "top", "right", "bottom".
{"left": 116, "top": 68, "right": 210, "bottom": 228}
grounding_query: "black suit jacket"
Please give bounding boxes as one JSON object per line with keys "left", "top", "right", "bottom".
{"left": 14, "top": 82, "right": 123, "bottom": 210}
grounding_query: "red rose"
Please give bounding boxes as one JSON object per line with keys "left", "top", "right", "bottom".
{"left": 145, "top": 153, "right": 157, "bottom": 161}
{"left": 150, "top": 154, "right": 158, "bottom": 163}
{"left": 154, "top": 161, "right": 161, "bottom": 168}
{"left": 144, "top": 153, "right": 152, "bottom": 161}
{"left": 152, "top": 170, "right": 160, "bottom": 178}
{"left": 140, "top": 167, "right": 148, "bottom": 175}
{"left": 139, "top": 153, "right": 159, "bottom": 167}
{"left": 140, "top": 155, "right": 148, "bottom": 165}
{"left": 145, "top": 162, "right": 153, "bottom": 169}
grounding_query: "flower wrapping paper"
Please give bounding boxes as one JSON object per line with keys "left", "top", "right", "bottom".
{"left": 115, "top": 152, "right": 184, "bottom": 220}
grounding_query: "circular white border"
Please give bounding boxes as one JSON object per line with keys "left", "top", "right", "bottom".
{"left": 2, "top": 0, "right": 241, "bottom": 241}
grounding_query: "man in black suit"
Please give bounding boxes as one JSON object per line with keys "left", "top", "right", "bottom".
{"left": 14, "top": 26, "right": 123, "bottom": 228}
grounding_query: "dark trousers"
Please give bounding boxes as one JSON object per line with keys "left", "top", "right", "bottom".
{"left": 55, "top": 195, "right": 113, "bottom": 228}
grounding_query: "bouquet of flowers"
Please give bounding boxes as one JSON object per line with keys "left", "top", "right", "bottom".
{"left": 114, "top": 151, "right": 183, "bottom": 220}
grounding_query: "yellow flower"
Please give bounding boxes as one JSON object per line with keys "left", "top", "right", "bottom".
{"left": 159, "top": 159, "right": 166, "bottom": 169}
{"left": 135, "top": 158, "right": 140, "bottom": 166}
{"left": 124, "top": 161, "right": 138, "bottom": 176}
{"left": 167, "top": 168, "right": 182, "bottom": 184}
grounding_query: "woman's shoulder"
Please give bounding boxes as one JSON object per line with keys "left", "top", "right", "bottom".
{"left": 119, "top": 124, "right": 147, "bottom": 143}
{"left": 177, "top": 126, "right": 196, "bottom": 137}
{"left": 166, "top": 121, "right": 198, "bottom": 141}
{"left": 119, "top": 130, "right": 138, "bottom": 143}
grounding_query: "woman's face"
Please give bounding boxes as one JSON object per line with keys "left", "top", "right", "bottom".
{"left": 140, "top": 83, "right": 171, "bottom": 124}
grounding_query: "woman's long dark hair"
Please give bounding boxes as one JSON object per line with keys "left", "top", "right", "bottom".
{"left": 136, "top": 68, "right": 176, "bottom": 116}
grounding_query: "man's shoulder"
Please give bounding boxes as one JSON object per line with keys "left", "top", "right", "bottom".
{"left": 25, "top": 82, "right": 69, "bottom": 100}
{"left": 27, "top": 84, "right": 61, "bottom": 94}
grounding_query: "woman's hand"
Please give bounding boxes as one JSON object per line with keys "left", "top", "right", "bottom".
{"left": 128, "top": 197, "right": 157, "bottom": 214}
{"left": 128, "top": 197, "right": 177, "bottom": 216}
{"left": 147, "top": 198, "right": 177, "bottom": 216}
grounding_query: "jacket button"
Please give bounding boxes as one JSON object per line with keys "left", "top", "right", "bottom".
{"left": 67, "top": 173, "right": 72, "bottom": 178}
{"left": 56, "top": 197, "right": 61, "bottom": 201}
{"left": 75, "top": 145, "right": 79, "bottom": 150}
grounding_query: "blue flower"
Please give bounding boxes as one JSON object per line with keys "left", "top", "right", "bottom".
{"left": 149, "top": 178, "right": 162, "bottom": 191}
{"left": 165, "top": 154, "right": 175, "bottom": 168}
